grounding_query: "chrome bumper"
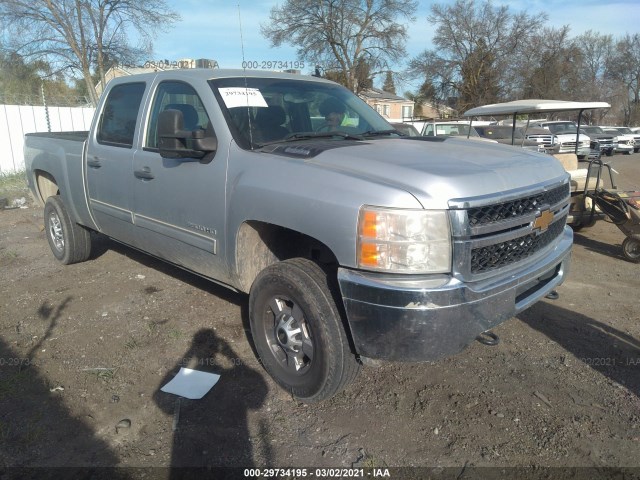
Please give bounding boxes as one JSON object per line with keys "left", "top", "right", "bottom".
{"left": 338, "top": 227, "right": 573, "bottom": 362}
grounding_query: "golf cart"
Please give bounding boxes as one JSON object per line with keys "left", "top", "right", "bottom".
{"left": 464, "top": 100, "right": 614, "bottom": 230}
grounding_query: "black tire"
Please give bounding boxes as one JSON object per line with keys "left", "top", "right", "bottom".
{"left": 606, "top": 150, "right": 614, "bottom": 157}
{"left": 622, "top": 235, "right": 640, "bottom": 263}
{"left": 249, "top": 258, "right": 360, "bottom": 402}
{"left": 44, "top": 195, "right": 92, "bottom": 265}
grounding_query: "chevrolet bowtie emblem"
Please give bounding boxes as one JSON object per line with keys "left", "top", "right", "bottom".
{"left": 533, "top": 209, "right": 554, "bottom": 233}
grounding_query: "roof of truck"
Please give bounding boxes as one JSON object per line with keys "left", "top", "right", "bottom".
{"left": 464, "top": 99, "right": 611, "bottom": 117}
{"left": 109, "top": 68, "right": 334, "bottom": 84}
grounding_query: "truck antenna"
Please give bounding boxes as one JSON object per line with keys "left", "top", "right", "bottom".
{"left": 238, "top": 4, "right": 255, "bottom": 150}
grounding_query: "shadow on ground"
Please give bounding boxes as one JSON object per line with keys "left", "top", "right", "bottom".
{"left": 573, "top": 231, "right": 624, "bottom": 261}
{"left": 519, "top": 301, "right": 640, "bottom": 399}
{"left": 0, "top": 296, "right": 126, "bottom": 475}
{"left": 153, "top": 328, "right": 271, "bottom": 472}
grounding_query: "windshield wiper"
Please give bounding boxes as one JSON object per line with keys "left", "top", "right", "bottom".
{"left": 360, "top": 129, "right": 403, "bottom": 137}
{"left": 257, "top": 131, "right": 364, "bottom": 147}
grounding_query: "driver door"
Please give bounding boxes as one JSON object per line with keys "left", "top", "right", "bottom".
{"left": 132, "top": 80, "right": 229, "bottom": 281}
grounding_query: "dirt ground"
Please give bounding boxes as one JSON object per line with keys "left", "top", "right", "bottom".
{"left": 1, "top": 154, "right": 640, "bottom": 479}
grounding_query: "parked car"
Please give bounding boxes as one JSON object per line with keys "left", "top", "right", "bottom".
{"left": 474, "top": 125, "right": 546, "bottom": 152}
{"left": 579, "top": 126, "right": 615, "bottom": 156}
{"left": 420, "top": 120, "right": 497, "bottom": 143}
{"left": 390, "top": 122, "right": 420, "bottom": 136}
{"left": 606, "top": 126, "right": 640, "bottom": 153}
{"left": 529, "top": 121, "right": 592, "bottom": 159}
{"left": 25, "top": 69, "right": 572, "bottom": 402}
{"left": 602, "top": 127, "right": 635, "bottom": 154}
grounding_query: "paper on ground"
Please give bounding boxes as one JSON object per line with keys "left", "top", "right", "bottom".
{"left": 161, "top": 367, "right": 221, "bottom": 400}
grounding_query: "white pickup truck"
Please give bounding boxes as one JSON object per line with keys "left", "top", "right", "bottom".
{"left": 528, "top": 121, "right": 592, "bottom": 159}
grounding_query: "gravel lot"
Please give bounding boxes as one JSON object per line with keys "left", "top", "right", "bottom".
{"left": 1, "top": 153, "right": 639, "bottom": 479}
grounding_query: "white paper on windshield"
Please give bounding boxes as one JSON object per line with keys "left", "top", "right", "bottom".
{"left": 160, "top": 367, "right": 220, "bottom": 400}
{"left": 219, "top": 87, "right": 268, "bottom": 108}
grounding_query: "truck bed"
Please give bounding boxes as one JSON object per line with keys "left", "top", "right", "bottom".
{"left": 25, "top": 131, "right": 89, "bottom": 142}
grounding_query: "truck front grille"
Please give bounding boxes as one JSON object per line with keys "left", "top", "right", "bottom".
{"left": 468, "top": 184, "right": 568, "bottom": 226}
{"left": 526, "top": 134, "right": 553, "bottom": 146}
{"left": 450, "top": 181, "right": 570, "bottom": 281}
{"left": 470, "top": 216, "right": 566, "bottom": 274}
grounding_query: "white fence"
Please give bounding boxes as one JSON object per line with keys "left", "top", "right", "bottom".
{"left": 0, "top": 105, "right": 95, "bottom": 173}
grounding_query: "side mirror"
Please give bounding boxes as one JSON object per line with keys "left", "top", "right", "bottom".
{"left": 157, "top": 109, "right": 217, "bottom": 160}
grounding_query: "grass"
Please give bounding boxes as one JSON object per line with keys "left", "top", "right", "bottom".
{"left": 124, "top": 338, "right": 140, "bottom": 350}
{"left": 167, "top": 329, "right": 184, "bottom": 340}
{"left": 0, "top": 170, "right": 29, "bottom": 202}
{"left": 82, "top": 367, "right": 117, "bottom": 381}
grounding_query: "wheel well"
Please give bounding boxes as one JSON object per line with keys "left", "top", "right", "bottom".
{"left": 35, "top": 171, "right": 59, "bottom": 204}
{"left": 235, "top": 221, "right": 338, "bottom": 293}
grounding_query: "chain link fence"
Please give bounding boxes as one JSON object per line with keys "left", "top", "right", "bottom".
{"left": 0, "top": 93, "right": 92, "bottom": 107}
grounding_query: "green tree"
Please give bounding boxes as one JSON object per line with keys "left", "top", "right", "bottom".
{"left": 0, "top": 51, "right": 82, "bottom": 104}
{"left": 382, "top": 71, "right": 396, "bottom": 94}
{"left": 261, "top": 0, "right": 417, "bottom": 92}
{"left": 0, "top": 0, "right": 179, "bottom": 105}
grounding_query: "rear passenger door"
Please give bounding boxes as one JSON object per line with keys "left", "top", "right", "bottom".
{"left": 132, "top": 80, "right": 229, "bottom": 282}
{"left": 86, "top": 82, "right": 146, "bottom": 244}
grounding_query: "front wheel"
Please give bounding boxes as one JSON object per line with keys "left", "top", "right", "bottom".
{"left": 249, "top": 258, "right": 360, "bottom": 402}
{"left": 44, "top": 195, "right": 92, "bottom": 264}
{"left": 622, "top": 235, "right": 640, "bottom": 263}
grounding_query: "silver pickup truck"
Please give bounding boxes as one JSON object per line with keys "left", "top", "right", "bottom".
{"left": 25, "top": 69, "right": 572, "bottom": 402}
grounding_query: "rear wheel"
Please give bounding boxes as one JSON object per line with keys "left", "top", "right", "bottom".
{"left": 622, "top": 235, "right": 640, "bottom": 263}
{"left": 44, "top": 195, "right": 91, "bottom": 264}
{"left": 249, "top": 258, "right": 360, "bottom": 402}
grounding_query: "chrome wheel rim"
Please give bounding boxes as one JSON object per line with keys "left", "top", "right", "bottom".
{"left": 264, "top": 296, "right": 314, "bottom": 375}
{"left": 48, "top": 210, "right": 64, "bottom": 252}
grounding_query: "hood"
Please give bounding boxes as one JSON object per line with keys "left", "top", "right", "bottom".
{"left": 586, "top": 133, "right": 614, "bottom": 140}
{"left": 264, "top": 137, "right": 568, "bottom": 209}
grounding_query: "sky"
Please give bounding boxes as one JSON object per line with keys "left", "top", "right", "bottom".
{"left": 151, "top": 0, "right": 640, "bottom": 94}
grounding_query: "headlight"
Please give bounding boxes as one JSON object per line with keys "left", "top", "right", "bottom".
{"left": 357, "top": 206, "right": 451, "bottom": 273}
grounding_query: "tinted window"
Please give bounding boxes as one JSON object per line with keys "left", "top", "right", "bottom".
{"left": 146, "top": 81, "right": 211, "bottom": 149}
{"left": 97, "top": 82, "right": 145, "bottom": 147}
{"left": 209, "top": 77, "right": 394, "bottom": 149}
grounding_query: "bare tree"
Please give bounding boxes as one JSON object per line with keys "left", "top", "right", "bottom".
{"left": 407, "top": 0, "right": 547, "bottom": 112}
{"left": 0, "top": 0, "right": 179, "bottom": 105}
{"left": 261, "top": 0, "right": 417, "bottom": 92}
{"left": 608, "top": 34, "right": 640, "bottom": 125}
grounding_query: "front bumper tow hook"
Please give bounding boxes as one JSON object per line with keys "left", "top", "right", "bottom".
{"left": 476, "top": 331, "right": 500, "bottom": 346}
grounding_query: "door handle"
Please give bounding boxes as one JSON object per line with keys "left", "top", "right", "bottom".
{"left": 87, "top": 158, "right": 102, "bottom": 168}
{"left": 134, "top": 167, "right": 154, "bottom": 180}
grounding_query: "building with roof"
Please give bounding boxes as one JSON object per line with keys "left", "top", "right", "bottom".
{"left": 359, "top": 87, "right": 415, "bottom": 123}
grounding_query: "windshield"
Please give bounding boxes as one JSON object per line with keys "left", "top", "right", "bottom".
{"left": 209, "top": 77, "right": 396, "bottom": 149}
{"left": 423, "top": 123, "right": 479, "bottom": 137}
{"left": 475, "top": 126, "right": 524, "bottom": 139}
{"left": 546, "top": 123, "right": 577, "bottom": 134}
{"left": 582, "top": 126, "right": 604, "bottom": 134}
{"left": 617, "top": 127, "right": 633, "bottom": 134}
